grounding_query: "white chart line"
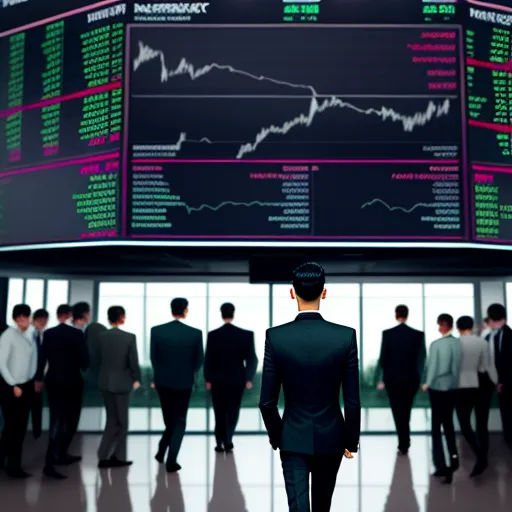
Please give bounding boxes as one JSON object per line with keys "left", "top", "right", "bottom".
{"left": 360, "top": 199, "right": 437, "bottom": 213}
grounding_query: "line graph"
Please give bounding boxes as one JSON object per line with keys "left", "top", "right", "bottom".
{"left": 360, "top": 198, "right": 437, "bottom": 213}
{"left": 177, "top": 199, "right": 285, "bottom": 214}
{"left": 133, "top": 40, "right": 453, "bottom": 159}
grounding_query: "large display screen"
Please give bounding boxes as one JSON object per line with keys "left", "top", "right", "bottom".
{"left": 1, "top": 0, "right": 511, "bottom": 249}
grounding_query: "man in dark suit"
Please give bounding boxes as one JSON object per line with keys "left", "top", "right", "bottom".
{"left": 151, "top": 297, "right": 204, "bottom": 472}
{"left": 478, "top": 303, "right": 512, "bottom": 454}
{"left": 260, "top": 262, "right": 360, "bottom": 512}
{"left": 97, "top": 306, "right": 141, "bottom": 468}
{"left": 41, "top": 304, "right": 89, "bottom": 479}
{"left": 204, "top": 302, "right": 258, "bottom": 453}
{"left": 31, "top": 308, "right": 49, "bottom": 440}
{"left": 85, "top": 316, "right": 108, "bottom": 393}
{"left": 376, "top": 305, "right": 426, "bottom": 455}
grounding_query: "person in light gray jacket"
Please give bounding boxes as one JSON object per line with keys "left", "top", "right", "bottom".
{"left": 422, "top": 313, "right": 461, "bottom": 484}
{"left": 455, "top": 315, "right": 489, "bottom": 477}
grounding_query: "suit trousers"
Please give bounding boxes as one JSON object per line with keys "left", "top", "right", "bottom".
{"left": 156, "top": 387, "right": 192, "bottom": 465}
{"left": 211, "top": 382, "right": 245, "bottom": 447}
{"left": 31, "top": 391, "right": 43, "bottom": 439}
{"left": 98, "top": 391, "right": 131, "bottom": 461}
{"left": 0, "top": 378, "right": 33, "bottom": 470}
{"left": 429, "top": 389, "right": 458, "bottom": 471}
{"left": 387, "top": 384, "right": 418, "bottom": 451}
{"left": 280, "top": 451, "right": 343, "bottom": 512}
{"left": 475, "top": 374, "right": 496, "bottom": 458}
{"left": 455, "top": 388, "right": 484, "bottom": 462}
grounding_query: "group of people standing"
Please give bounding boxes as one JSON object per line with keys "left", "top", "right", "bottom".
{"left": 0, "top": 297, "right": 258, "bottom": 480}
{"left": 376, "top": 303, "right": 512, "bottom": 484}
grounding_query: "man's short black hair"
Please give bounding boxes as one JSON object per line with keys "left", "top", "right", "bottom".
{"left": 487, "top": 303, "right": 506, "bottom": 322}
{"left": 56, "top": 304, "right": 72, "bottom": 317}
{"left": 456, "top": 315, "right": 474, "bottom": 331}
{"left": 483, "top": 317, "right": 489, "bottom": 324}
{"left": 171, "top": 297, "right": 189, "bottom": 316}
{"left": 395, "top": 305, "right": 409, "bottom": 319}
{"left": 292, "top": 262, "right": 325, "bottom": 302}
{"left": 33, "top": 308, "right": 49, "bottom": 320}
{"left": 108, "top": 306, "right": 126, "bottom": 324}
{"left": 72, "top": 302, "right": 91, "bottom": 321}
{"left": 12, "top": 304, "right": 31, "bottom": 319}
{"left": 221, "top": 302, "right": 235, "bottom": 319}
{"left": 437, "top": 313, "right": 454, "bottom": 329}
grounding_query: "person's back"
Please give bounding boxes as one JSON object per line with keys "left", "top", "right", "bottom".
{"left": 151, "top": 320, "right": 203, "bottom": 389}
{"left": 459, "top": 333, "right": 488, "bottom": 389}
{"left": 259, "top": 262, "right": 360, "bottom": 512}
{"left": 426, "top": 334, "right": 460, "bottom": 391}
{"left": 86, "top": 321, "right": 108, "bottom": 376}
{"left": 98, "top": 327, "right": 140, "bottom": 394}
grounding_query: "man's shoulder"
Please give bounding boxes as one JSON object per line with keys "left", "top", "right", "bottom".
{"left": 268, "top": 319, "right": 354, "bottom": 337}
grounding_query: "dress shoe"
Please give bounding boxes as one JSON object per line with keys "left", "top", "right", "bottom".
{"left": 55, "top": 455, "right": 82, "bottom": 466}
{"left": 7, "top": 468, "right": 31, "bottom": 479}
{"left": 443, "top": 471, "right": 453, "bottom": 484}
{"left": 432, "top": 468, "right": 449, "bottom": 477}
{"left": 165, "top": 462, "right": 182, "bottom": 473}
{"left": 43, "top": 466, "right": 67, "bottom": 480}
{"left": 155, "top": 453, "right": 165, "bottom": 464}
{"left": 470, "top": 461, "right": 488, "bottom": 477}
{"left": 397, "top": 447, "right": 409, "bottom": 456}
{"left": 450, "top": 455, "right": 459, "bottom": 472}
{"left": 109, "top": 456, "right": 133, "bottom": 467}
{"left": 214, "top": 446, "right": 225, "bottom": 453}
{"left": 224, "top": 443, "right": 234, "bottom": 453}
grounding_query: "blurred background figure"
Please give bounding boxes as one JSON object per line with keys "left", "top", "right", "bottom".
{"left": 31, "top": 308, "right": 49, "bottom": 440}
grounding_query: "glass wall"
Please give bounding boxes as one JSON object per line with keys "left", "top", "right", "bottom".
{"left": 5, "top": 276, "right": 494, "bottom": 433}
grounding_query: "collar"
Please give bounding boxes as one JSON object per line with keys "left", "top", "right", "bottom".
{"left": 295, "top": 311, "right": 323, "bottom": 321}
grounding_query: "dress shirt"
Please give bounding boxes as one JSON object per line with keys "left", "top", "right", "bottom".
{"left": 426, "top": 334, "right": 461, "bottom": 391}
{"left": 488, "top": 328, "right": 503, "bottom": 384}
{"left": 0, "top": 326, "right": 38, "bottom": 386}
{"left": 458, "top": 334, "right": 489, "bottom": 388}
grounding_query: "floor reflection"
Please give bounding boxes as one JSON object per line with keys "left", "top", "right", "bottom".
{"left": 151, "top": 466, "right": 185, "bottom": 512}
{"left": 384, "top": 455, "right": 419, "bottom": 512}
{"left": 208, "top": 453, "right": 246, "bottom": 512}
{"left": 97, "top": 468, "right": 132, "bottom": 512}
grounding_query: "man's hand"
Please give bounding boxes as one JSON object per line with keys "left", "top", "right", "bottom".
{"left": 150, "top": 382, "right": 155, "bottom": 389}
{"left": 133, "top": 381, "right": 141, "bottom": 390}
{"left": 13, "top": 386, "right": 22, "bottom": 398}
{"left": 344, "top": 449, "right": 354, "bottom": 459}
{"left": 205, "top": 382, "right": 212, "bottom": 391}
{"left": 246, "top": 381, "right": 253, "bottom": 390}
{"left": 421, "top": 384, "right": 428, "bottom": 392}
{"left": 498, "top": 383, "right": 503, "bottom": 393}
{"left": 34, "top": 381, "right": 44, "bottom": 393}
{"left": 377, "top": 382, "right": 385, "bottom": 391}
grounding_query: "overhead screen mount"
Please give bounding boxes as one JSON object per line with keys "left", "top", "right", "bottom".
{"left": 0, "top": 0, "right": 510, "bottom": 250}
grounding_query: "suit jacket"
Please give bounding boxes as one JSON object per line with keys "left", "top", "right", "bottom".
{"left": 459, "top": 334, "right": 489, "bottom": 388}
{"left": 42, "top": 323, "right": 89, "bottom": 385}
{"left": 98, "top": 327, "right": 141, "bottom": 394}
{"left": 377, "top": 324, "right": 426, "bottom": 388}
{"left": 204, "top": 324, "right": 258, "bottom": 386}
{"left": 86, "top": 322, "right": 108, "bottom": 376}
{"left": 259, "top": 312, "right": 360, "bottom": 455}
{"left": 487, "top": 324, "right": 512, "bottom": 388}
{"left": 150, "top": 320, "right": 204, "bottom": 390}
{"left": 425, "top": 334, "right": 461, "bottom": 391}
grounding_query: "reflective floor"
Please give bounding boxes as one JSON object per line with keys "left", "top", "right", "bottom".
{"left": 1, "top": 433, "right": 511, "bottom": 511}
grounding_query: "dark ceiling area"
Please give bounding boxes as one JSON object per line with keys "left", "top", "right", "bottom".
{"left": 0, "top": 245, "right": 510, "bottom": 279}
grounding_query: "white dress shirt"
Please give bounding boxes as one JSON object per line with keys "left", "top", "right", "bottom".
{"left": 488, "top": 328, "right": 503, "bottom": 385}
{"left": 0, "top": 326, "right": 38, "bottom": 386}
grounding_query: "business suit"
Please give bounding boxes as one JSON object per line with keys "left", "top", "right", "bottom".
{"left": 97, "top": 328, "right": 141, "bottom": 461}
{"left": 260, "top": 312, "right": 360, "bottom": 512}
{"left": 151, "top": 320, "right": 204, "bottom": 467}
{"left": 456, "top": 334, "right": 488, "bottom": 463}
{"left": 425, "top": 334, "right": 461, "bottom": 472}
{"left": 42, "top": 323, "right": 89, "bottom": 464}
{"left": 204, "top": 323, "right": 258, "bottom": 448}
{"left": 480, "top": 325, "right": 512, "bottom": 450}
{"left": 377, "top": 323, "right": 426, "bottom": 452}
{"left": 31, "top": 328, "right": 45, "bottom": 439}
{"left": 85, "top": 322, "right": 108, "bottom": 391}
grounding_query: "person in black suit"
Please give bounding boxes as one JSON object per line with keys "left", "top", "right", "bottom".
{"left": 31, "top": 308, "right": 49, "bottom": 440}
{"left": 376, "top": 305, "right": 426, "bottom": 455}
{"left": 150, "top": 297, "right": 204, "bottom": 473}
{"left": 41, "top": 304, "right": 89, "bottom": 479}
{"left": 260, "top": 262, "right": 361, "bottom": 512}
{"left": 204, "top": 302, "right": 258, "bottom": 453}
{"left": 97, "top": 306, "right": 141, "bottom": 468}
{"left": 478, "top": 303, "right": 512, "bottom": 454}
{"left": 85, "top": 317, "right": 108, "bottom": 396}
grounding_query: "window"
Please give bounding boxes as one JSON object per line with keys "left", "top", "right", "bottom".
{"left": 25, "top": 279, "right": 44, "bottom": 311}
{"left": 97, "top": 283, "right": 145, "bottom": 362}
{"left": 46, "top": 280, "right": 69, "bottom": 327}
{"left": 6, "top": 278, "right": 23, "bottom": 324}
{"left": 424, "top": 283, "right": 474, "bottom": 347}
{"left": 208, "top": 283, "right": 270, "bottom": 369}
{"left": 361, "top": 283, "right": 423, "bottom": 385}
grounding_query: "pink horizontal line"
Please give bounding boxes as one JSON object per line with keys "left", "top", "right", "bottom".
{"left": 466, "top": 0, "right": 512, "bottom": 13}
{"left": 131, "top": 159, "right": 460, "bottom": 164}
{"left": 473, "top": 164, "right": 512, "bottom": 174}
{"left": 131, "top": 235, "right": 463, "bottom": 240}
{"left": 0, "top": 152, "right": 120, "bottom": 177}
{"left": 466, "top": 57, "right": 512, "bottom": 72}
{"left": 469, "top": 119, "right": 512, "bottom": 133}
{"left": 476, "top": 238, "right": 510, "bottom": 244}
{"left": 0, "top": 82, "right": 121, "bottom": 119}
{"left": 0, "top": 0, "right": 122, "bottom": 37}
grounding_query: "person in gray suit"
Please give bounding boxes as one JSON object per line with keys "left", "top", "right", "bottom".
{"left": 422, "top": 314, "right": 461, "bottom": 484}
{"left": 97, "top": 306, "right": 141, "bottom": 469}
{"left": 455, "top": 315, "right": 489, "bottom": 477}
{"left": 151, "top": 297, "right": 204, "bottom": 473}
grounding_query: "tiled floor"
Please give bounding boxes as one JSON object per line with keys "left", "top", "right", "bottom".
{"left": 1, "top": 433, "right": 511, "bottom": 511}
